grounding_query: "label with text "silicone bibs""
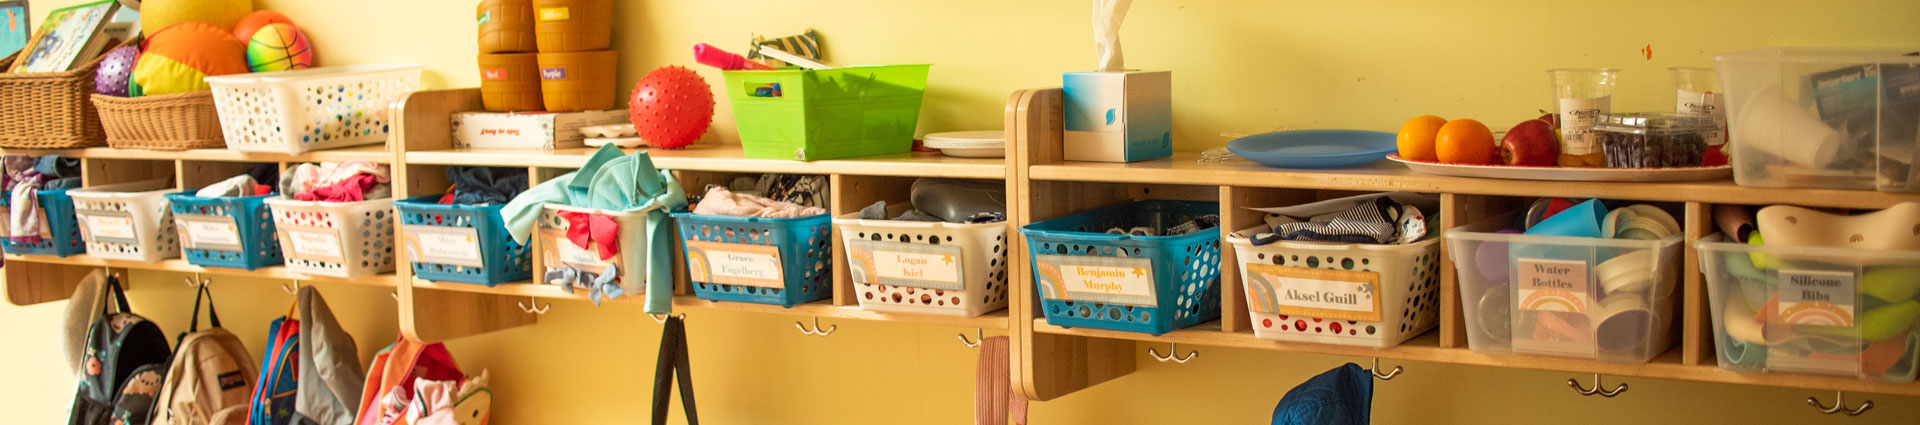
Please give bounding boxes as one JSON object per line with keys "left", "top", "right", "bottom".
{"left": 1243, "top": 264, "right": 1381, "bottom": 322}
{"left": 685, "top": 241, "right": 785, "bottom": 288}
{"left": 80, "top": 211, "right": 138, "bottom": 244}
{"left": 177, "top": 214, "right": 242, "bottom": 250}
{"left": 1035, "top": 255, "right": 1156, "bottom": 306}
{"left": 849, "top": 240, "right": 965, "bottom": 290}
{"left": 1769, "top": 269, "right": 1860, "bottom": 375}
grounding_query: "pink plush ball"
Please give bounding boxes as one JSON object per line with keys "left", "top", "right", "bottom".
{"left": 94, "top": 45, "right": 139, "bottom": 96}
{"left": 627, "top": 65, "right": 714, "bottom": 149}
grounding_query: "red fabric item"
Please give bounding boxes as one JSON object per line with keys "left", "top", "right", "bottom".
{"left": 253, "top": 184, "right": 272, "bottom": 196}
{"left": 294, "top": 174, "right": 381, "bottom": 202}
{"left": 354, "top": 337, "right": 465, "bottom": 425}
{"left": 556, "top": 210, "right": 620, "bottom": 260}
{"left": 436, "top": 186, "right": 456, "bottom": 205}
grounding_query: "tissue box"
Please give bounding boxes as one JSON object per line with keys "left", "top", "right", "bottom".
{"left": 451, "top": 109, "right": 628, "bottom": 150}
{"left": 1063, "top": 71, "right": 1172, "bottom": 163}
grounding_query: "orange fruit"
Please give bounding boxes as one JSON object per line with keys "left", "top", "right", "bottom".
{"left": 1396, "top": 115, "right": 1447, "bottom": 162}
{"left": 1435, "top": 119, "right": 1496, "bottom": 164}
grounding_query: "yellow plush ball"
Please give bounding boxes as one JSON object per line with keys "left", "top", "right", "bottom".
{"left": 139, "top": 0, "right": 254, "bottom": 37}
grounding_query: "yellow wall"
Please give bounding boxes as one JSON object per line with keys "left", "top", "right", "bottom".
{"left": 6, "top": 0, "right": 1920, "bottom": 424}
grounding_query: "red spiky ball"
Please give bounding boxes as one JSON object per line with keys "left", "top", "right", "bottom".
{"left": 628, "top": 65, "right": 714, "bottom": 149}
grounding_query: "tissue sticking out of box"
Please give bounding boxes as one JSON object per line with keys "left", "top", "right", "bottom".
{"left": 1094, "top": 0, "right": 1133, "bottom": 72}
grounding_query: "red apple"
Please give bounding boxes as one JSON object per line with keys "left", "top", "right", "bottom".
{"left": 1500, "top": 118, "right": 1561, "bottom": 166}
{"left": 1536, "top": 109, "right": 1559, "bottom": 129}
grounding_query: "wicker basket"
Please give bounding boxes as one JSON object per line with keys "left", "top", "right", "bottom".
{"left": 93, "top": 92, "right": 226, "bottom": 150}
{"left": 0, "top": 38, "right": 136, "bottom": 149}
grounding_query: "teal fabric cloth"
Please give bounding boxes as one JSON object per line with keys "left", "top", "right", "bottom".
{"left": 496, "top": 144, "right": 688, "bottom": 314}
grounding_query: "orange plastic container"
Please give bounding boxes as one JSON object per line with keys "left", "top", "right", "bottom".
{"left": 531, "top": 0, "right": 612, "bottom": 53}
{"left": 478, "top": 52, "right": 543, "bottom": 112}
{"left": 536, "top": 50, "right": 617, "bottom": 112}
{"left": 477, "top": 0, "right": 537, "bottom": 53}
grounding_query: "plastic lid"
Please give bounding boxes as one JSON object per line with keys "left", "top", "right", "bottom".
{"left": 923, "top": 130, "right": 1005, "bottom": 148}
{"left": 1593, "top": 112, "right": 1715, "bottom": 134}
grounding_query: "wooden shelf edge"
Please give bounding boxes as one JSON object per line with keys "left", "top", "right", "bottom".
{"left": 409, "top": 279, "right": 1010, "bottom": 330}
{"left": 4, "top": 254, "right": 401, "bottom": 288}
{"left": 1032, "top": 319, "right": 1920, "bottom": 397}
{"left": 0, "top": 145, "right": 394, "bottom": 164}
{"left": 404, "top": 146, "right": 1007, "bottom": 179}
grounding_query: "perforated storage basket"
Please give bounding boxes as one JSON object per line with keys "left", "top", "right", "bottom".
{"left": 673, "top": 211, "right": 833, "bottom": 307}
{"left": 721, "top": 65, "right": 930, "bottom": 161}
{"left": 1697, "top": 234, "right": 1920, "bottom": 382}
{"left": 397, "top": 196, "right": 530, "bottom": 286}
{"left": 206, "top": 64, "right": 423, "bottom": 154}
{"left": 1445, "top": 211, "right": 1683, "bottom": 364}
{"left": 165, "top": 191, "right": 282, "bottom": 270}
{"left": 832, "top": 208, "right": 1010, "bottom": 317}
{"left": 264, "top": 197, "right": 396, "bottom": 278}
{"left": 1019, "top": 200, "right": 1222, "bottom": 336}
{"left": 536, "top": 204, "right": 663, "bottom": 296}
{"left": 69, "top": 180, "right": 179, "bottom": 262}
{"left": 0, "top": 187, "right": 84, "bottom": 257}
{"left": 1227, "top": 226, "right": 1440, "bottom": 348}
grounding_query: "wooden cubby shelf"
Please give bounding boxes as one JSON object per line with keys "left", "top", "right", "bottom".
{"left": 407, "top": 145, "right": 1006, "bottom": 179}
{"left": 410, "top": 279, "right": 1010, "bottom": 330}
{"left": 0, "top": 144, "right": 394, "bottom": 164}
{"left": 3, "top": 254, "right": 403, "bottom": 288}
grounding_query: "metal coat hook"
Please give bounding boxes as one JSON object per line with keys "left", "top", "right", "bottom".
{"left": 184, "top": 273, "right": 210, "bottom": 288}
{"left": 649, "top": 313, "right": 684, "bottom": 324}
{"left": 1370, "top": 358, "right": 1403, "bottom": 380}
{"left": 517, "top": 297, "right": 549, "bottom": 314}
{"left": 1568, "top": 374, "right": 1628, "bottom": 397}
{"left": 281, "top": 281, "right": 299, "bottom": 295}
{"left": 958, "top": 328, "right": 983, "bottom": 348}
{"left": 1148, "top": 342, "right": 1198, "bottom": 363}
{"left": 794, "top": 317, "right": 836, "bottom": 336}
{"left": 389, "top": 291, "right": 399, "bottom": 301}
{"left": 1808, "top": 391, "right": 1873, "bottom": 416}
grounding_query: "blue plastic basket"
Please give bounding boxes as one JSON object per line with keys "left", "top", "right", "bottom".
{"left": 1019, "top": 200, "right": 1222, "bottom": 335}
{"left": 1, "top": 187, "right": 85, "bottom": 257}
{"left": 673, "top": 211, "right": 833, "bottom": 307}
{"left": 393, "top": 195, "right": 530, "bottom": 286}
{"left": 164, "top": 191, "right": 284, "bottom": 270}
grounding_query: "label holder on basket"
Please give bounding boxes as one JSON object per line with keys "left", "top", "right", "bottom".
{"left": 177, "top": 213, "right": 243, "bottom": 250}
{"left": 1034, "top": 254, "right": 1157, "bottom": 307}
{"left": 848, "top": 239, "right": 965, "bottom": 291}
{"left": 402, "top": 224, "right": 486, "bottom": 268}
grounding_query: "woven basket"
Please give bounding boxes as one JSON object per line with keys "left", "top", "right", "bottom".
{"left": 93, "top": 92, "right": 226, "bottom": 150}
{"left": 0, "top": 38, "right": 136, "bottom": 149}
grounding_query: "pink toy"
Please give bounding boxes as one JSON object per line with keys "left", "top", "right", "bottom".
{"left": 94, "top": 45, "right": 139, "bottom": 97}
{"left": 628, "top": 65, "right": 714, "bottom": 149}
{"left": 692, "top": 43, "right": 772, "bottom": 71}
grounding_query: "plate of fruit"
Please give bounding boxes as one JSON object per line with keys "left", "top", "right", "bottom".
{"left": 1388, "top": 113, "right": 1732, "bottom": 182}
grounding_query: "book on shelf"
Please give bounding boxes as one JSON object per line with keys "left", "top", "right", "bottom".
{"left": 8, "top": 0, "right": 118, "bottom": 73}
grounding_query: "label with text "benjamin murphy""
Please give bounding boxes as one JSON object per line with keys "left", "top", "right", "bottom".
{"left": 685, "top": 241, "right": 785, "bottom": 288}
{"left": 849, "top": 239, "right": 965, "bottom": 290}
{"left": 1243, "top": 264, "right": 1381, "bottom": 322}
{"left": 176, "top": 214, "right": 242, "bottom": 250}
{"left": 402, "top": 225, "right": 484, "bottom": 268}
{"left": 1034, "top": 255, "right": 1156, "bottom": 307}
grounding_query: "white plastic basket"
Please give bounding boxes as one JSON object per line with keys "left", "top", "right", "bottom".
{"left": 1226, "top": 225, "right": 1441, "bottom": 348}
{"left": 536, "top": 203, "right": 665, "bottom": 296}
{"left": 264, "top": 197, "right": 396, "bottom": 278}
{"left": 832, "top": 207, "right": 1010, "bottom": 317}
{"left": 70, "top": 180, "right": 179, "bottom": 262}
{"left": 206, "top": 64, "right": 423, "bottom": 154}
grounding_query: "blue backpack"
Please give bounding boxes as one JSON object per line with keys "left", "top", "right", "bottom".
{"left": 249, "top": 312, "right": 299, "bottom": 425}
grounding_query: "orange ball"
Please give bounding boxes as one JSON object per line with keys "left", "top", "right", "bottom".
{"left": 1435, "top": 119, "right": 1496, "bottom": 165}
{"left": 233, "top": 10, "right": 295, "bottom": 42}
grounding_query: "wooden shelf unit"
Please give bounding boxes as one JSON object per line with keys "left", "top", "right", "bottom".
{"left": 1002, "top": 87, "right": 1920, "bottom": 402}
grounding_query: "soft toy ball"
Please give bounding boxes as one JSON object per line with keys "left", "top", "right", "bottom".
{"left": 94, "top": 45, "right": 139, "bottom": 97}
{"left": 232, "top": 10, "right": 293, "bottom": 41}
{"left": 246, "top": 23, "right": 313, "bottom": 72}
{"left": 132, "top": 22, "right": 249, "bottom": 96}
{"left": 139, "top": 0, "right": 253, "bottom": 37}
{"left": 628, "top": 66, "right": 714, "bottom": 149}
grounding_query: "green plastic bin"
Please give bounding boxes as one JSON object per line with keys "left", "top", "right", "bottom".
{"left": 722, "top": 64, "right": 930, "bottom": 161}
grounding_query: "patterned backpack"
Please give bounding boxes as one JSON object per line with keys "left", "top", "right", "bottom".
{"left": 249, "top": 308, "right": 300, "bottom": 425}
{"left": 152, "top": 283, "right": 258, "bottom": 425}
{"left": 111, "top": 364, "right": 169, "bottom": 425}
{"left": 68, "top": 275, "right": 173, "bottom": 425}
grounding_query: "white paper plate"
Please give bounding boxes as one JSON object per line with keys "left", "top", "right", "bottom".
{"left": 1387, "top": 155, "right": 1732, "bottom": 182}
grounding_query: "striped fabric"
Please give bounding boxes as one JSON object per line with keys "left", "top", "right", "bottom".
{"left": 748, "top": 29, "right": 821, "bottom": 67}
{"left": 1254, "top": 196, "right": 1403, "bottom": 245}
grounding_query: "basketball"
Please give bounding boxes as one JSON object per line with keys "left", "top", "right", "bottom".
{"left": 245, "top": 23, "right": 315, "bottom": 72}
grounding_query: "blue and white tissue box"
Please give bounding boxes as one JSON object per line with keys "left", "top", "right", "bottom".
{"left": 1062, "top": 70, "right": 1172, "bottom": 163}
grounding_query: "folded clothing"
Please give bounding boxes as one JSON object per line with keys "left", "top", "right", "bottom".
{"left": 1105, "top": 214, "right": 1219, "bottom": 237}
{"left": 444, "top": 166, "right": 528, "bottom": 205}
{"left": 281, "top": 161, "right": 391, "bottom": 202}
{"left": 692, "top": 186, "right": 824, "bottom": 218}
{"left": 690, "top": 174, "right": 829, "bottom": 209}
{"left": 195, "top": 175, "right": 264, "bottom": 197}
{"left": 1257, "top": 196, "right": 1404, "bottom": 245}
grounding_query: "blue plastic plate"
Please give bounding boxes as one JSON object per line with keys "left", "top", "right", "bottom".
{"left": 1225, "top": 129, "right": 1397, "bottom": 169}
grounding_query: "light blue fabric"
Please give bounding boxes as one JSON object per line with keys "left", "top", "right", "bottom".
{"left": 497, "top": 144, "right": 688, "bottom": 314}
{"left": 501, "top": 171, "right": 576, "bottom": 244}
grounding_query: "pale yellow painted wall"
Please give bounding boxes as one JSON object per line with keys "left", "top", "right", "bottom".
{"left": 4, "top": 0, "right": 1919, "bottom": 424}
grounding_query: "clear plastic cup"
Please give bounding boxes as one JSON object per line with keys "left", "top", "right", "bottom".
{"left": 1670, "top": 67, "right": 1729, "bottom": 165}
{"left": 1549, "top": 68, "right": 1619, "bottom": 167}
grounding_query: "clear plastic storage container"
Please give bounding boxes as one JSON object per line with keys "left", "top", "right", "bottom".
{"left": 1594, "top": 112, "right": 1713, "bottom": 168}
{"left": 1445, "top": 211, "right": 1683, "bottom": 363}
{"left": 1715, "top": 48, "right": 1920, "bottom": 192}
{"left": 1697, "top": 234, "right": 1920, "bottom": 381}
